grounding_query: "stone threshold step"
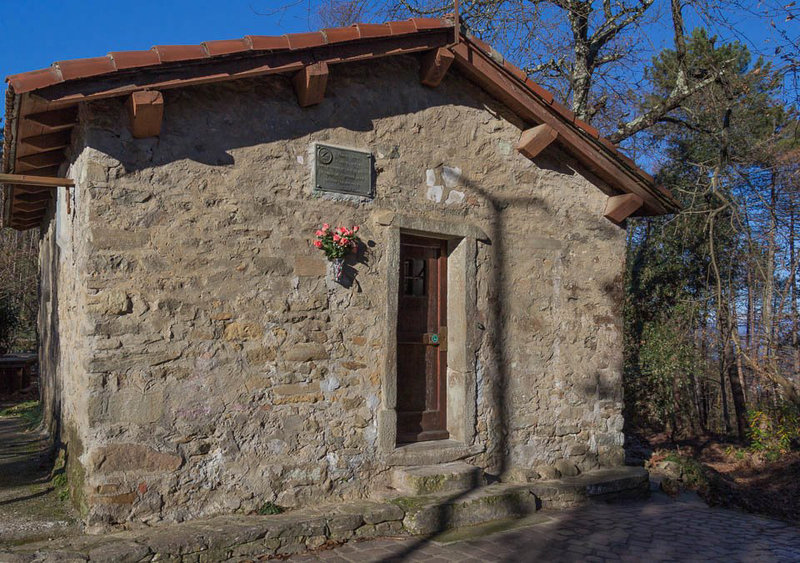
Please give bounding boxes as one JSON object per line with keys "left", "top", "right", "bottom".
{"left": 391, "top": 461, "right": 484, "bottom": 496}
{"left": 392, "top": 482, "right": 540, "bottom": 535}
{"left": 529, "top": 466, "right": 650, "bottom": 509}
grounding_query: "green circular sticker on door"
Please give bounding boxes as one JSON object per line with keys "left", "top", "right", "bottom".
{"left": 431, "top": 334, "right": 439, "bottom": 344}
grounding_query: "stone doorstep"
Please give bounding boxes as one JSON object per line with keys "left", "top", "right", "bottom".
{"left": 391, "top": 461, "right": 485, "bottom": 496}
{"left": 528, "top": 466, "right": 650, "bottom": 510}
{"left": 394, "top": 483, "right": 541, "bottom": 535}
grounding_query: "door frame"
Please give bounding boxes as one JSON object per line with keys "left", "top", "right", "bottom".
{"left": 373, "top": 211, "right": 483, "bottom": 453}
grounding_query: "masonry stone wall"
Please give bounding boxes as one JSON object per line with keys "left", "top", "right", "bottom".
{"left": 39, "top": 54, "right": 627, "bottom": 529}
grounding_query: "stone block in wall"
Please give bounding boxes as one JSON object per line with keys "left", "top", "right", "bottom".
{"left": 90, "top": 444, "right": 182, "bottom": 473}
{"left": 91, "top": 227, "right": 150, "bottom": 250}
{"left": 87, "top": 290, "right": 131, "bottom": 316}
{"left": 223, "top": 322, "right": 264, "bottom": 341}
{"left": 282, "top": 343, "right": 327, "bottom": 362}
{"left": 293, "top": 256, "right": 326, "bottom": 277}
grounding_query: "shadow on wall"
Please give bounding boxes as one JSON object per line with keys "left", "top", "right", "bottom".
{"left": 38, "top": 207, "right": 62, "bottom": 445}
{"left": 84, "top": 56, "right": 586, "bottom": 178}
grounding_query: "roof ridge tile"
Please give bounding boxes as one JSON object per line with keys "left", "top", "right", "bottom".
{"left": 55, "top": 56, "right": 116, "bottom": 81}
{"left": 285, "top": 31, "right": 327, "bottom": 50}
{"left": 246, "top": 35, "right": 291, "bottom": 51}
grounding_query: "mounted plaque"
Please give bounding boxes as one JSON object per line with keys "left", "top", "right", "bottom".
{"left": 314, "top": 143, "right": 373, "bottom": 197}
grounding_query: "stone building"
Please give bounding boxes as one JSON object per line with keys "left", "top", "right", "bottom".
{"left": 1, "top": 18, "right": 676, "bottom": 528}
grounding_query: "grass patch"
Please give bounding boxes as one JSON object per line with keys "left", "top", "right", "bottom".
{"left": 256, "top": 502, "right": 284, "bottom": 515}
{"left": 0, "top": 400, "right": 42, "bottom": 428}
{"left": 51, "top": 448, "right": 70, "bottom": 502}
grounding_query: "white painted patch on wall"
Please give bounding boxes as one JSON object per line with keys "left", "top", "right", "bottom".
{"left": 442, "top": 166, "right": 462, "bottom": 188}
{"left": 426, "top": 185, "right": 444, "bottom": 203}
{"left": 296, "top": 155, "right": 304, "bottom": 164}
{"left": 445, "top": 190, "right": 465, "bottom": 204}
{"left": 425, "top": 168, "right": 437, "bottom": 187}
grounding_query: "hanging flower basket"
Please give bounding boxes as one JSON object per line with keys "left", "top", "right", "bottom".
{"left": 313, "top": 223, "right": 360, "bottom": 282}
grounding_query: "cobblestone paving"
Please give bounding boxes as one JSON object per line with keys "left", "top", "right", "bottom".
{"left": 286, "top": 492, "right": 800, "bottom": 562}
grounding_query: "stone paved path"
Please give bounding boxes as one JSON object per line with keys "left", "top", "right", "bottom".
{"left": 0, "top": 408, "right": 79, "bottom": 547}
{"left": 286, "top": 492, "right": 800, "bottom": 562}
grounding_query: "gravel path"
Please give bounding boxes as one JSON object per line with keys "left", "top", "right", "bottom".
{"left": 0, "top": 410, "right": 79, "bottom": 547}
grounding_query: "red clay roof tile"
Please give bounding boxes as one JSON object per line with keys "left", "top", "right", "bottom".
{"left": 152, "top": 45, "right": 207, "bottom": 63}
{"left": 246, "top": 35, "right": 291, "bottom": 51}
{"left": 354, "top": 23, "right": 391, "bottom": 38}
{"left": 203, "top": 39, "right": 250, "bottom": 56}
{"left": 56, "top": 57, "right": 116, "bottom": 81}
{"left": 323, "top": 27, "right": 361, "bottom": 43}
{"left": 576, "top": 118, "right": 599, "bottom": 139}
{"left": 599, "top": 137, "right": 619, "bottom": 152}
{"left": 524, "top": 78, "right": 554, "bottom": 104}
{"left": 550, "top": 100, "right": 575, "bottom": 122}
{"left": 387, "top": 20, "right": 417, "bottom": 35}
{"left": 503, "top": 60, "right": 527, "bottom": 82}
{"left": 6, "top": 68, "right": 62, "bottom": 93}
{"left": 110, "top": 50, "right": 161, "bottom": 70}
{"left": 411, "top": 17, "right": 448, "bottom": 30}
{"left": 285, "top": 32, "right": 326, "bottom": 50}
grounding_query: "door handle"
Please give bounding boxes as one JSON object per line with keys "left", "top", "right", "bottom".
{"left": 423, "top": 327, "right": 447, "bottom": 350}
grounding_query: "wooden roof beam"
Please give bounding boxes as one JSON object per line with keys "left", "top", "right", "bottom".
{"left": 127, "top": 91, "right": 164, "bottom": 138}
{"left": 0, "top": 173, "right": 74, "bottom": 187}
{"left": 19, "top": 131, "right": 72, "bottom": 153}
{"left": 604, "top": 193, "right": 643, "bottom": 225}
{"left": 17, "top": 149, "right": 66, "bottom": 169}
{"left": 293, "top": 62, "right": 328, "bottom": 107}
{"left": 419, "top": 47, "right": 454, "bottom": 87}
{"left": 516, "top": 124, "right": 558, "bottom": 159}
{"left": 24, "top": 107, "right": 78, "bottom": 130}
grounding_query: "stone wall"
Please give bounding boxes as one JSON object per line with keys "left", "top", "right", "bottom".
{"left": 41, "top": 54, "right": 627, "bottom": 529}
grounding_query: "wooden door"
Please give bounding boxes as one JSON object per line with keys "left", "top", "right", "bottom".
{"left": 396, "top": 234, "right": 448, "bottom": 443}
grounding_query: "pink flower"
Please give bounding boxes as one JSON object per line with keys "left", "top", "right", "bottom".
{"left": 322, "top": 223, "right": 330, "bottom": 231}
{"left": 333, "top": 234, "right": 341, "bottom": 242}
{"left": 315, "top": 230, "right": 324, "bottom": 237}
{"left": 313, "top": 240, "right": 322, "bottom": 248}
{"left": 352, "top": 225, "right": 359, "bottom": 233}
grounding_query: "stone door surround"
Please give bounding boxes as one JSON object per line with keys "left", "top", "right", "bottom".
{"left": 372, "top": 211, "right": 485, "bottom": 462}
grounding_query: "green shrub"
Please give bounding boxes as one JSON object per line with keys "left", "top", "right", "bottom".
{"left": 746, "top": 406, "right": 799, "bottom": 456}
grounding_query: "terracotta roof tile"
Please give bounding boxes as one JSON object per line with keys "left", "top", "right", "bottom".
{"left": 246, "top": 35, "right": 291, "bottom": 51}
{"left": 576, "top": 118, "right": 599, "bottom": 139}
{"left": 354, "top": 23, "right": 391, "bottom": 38}
{"left": 466, "top": 33, "right": 492, "bottom": 53}
{"left": 411, "top": 17, "right": 448, "bottom": 30}
{"left": 387, "top": 20, "right": 417, "bottom": 35}
{"left": 152, "top": 45, "right": 207, "bottom": 63}
{"left": 203, "top": 39, "right": 250, "bottom": 56}
{"left": 6, "top": 68, "right": 62, "bottom": 93}
{"left": 285, "top": 32, "right": 326, "bottom": 50}
{"left": 550, "top": 100, "right": 575, "bottom": 122}
{"left": 110, "top": 50, "right": 161, "bottom": 70}
{"left": 524, "top": 78, "right": 554, "bottom": 104}
{"left": 56, "top": 57, "right": 116, "bottom": 81}
{"left": 599, "top": 137, "right": 618, "bottom": 152}
{"left": 503, "top": 60, "right": 527, "bottom": 82}
{"left": 323, "top": 26, "right": 361, "bottom": 43}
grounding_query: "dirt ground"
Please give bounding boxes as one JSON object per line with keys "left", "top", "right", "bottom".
{"left": 645, "top": 433, "right": 800, "bottom": 524}
{"left": 0, "top": 400, "right": 80, "bottom": 547}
